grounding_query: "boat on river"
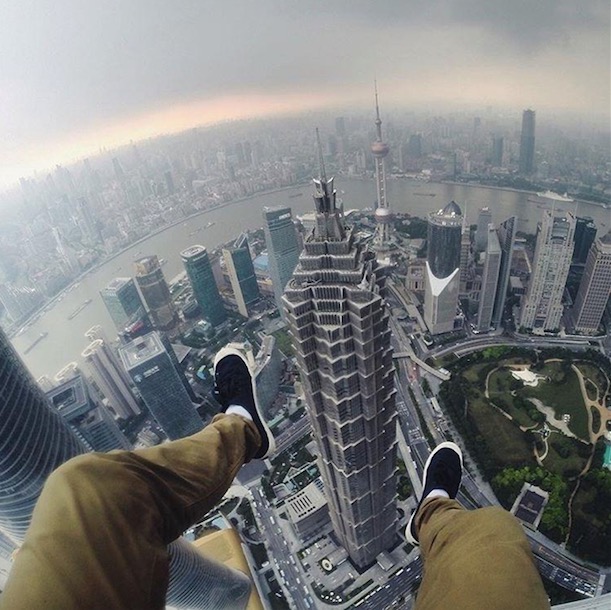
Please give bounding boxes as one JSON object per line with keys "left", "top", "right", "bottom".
{"left": 24, "top": 332, "right": 49, "bottom": 354}
{"left": 67, "top": 299, "right": 92, "bottom": 320}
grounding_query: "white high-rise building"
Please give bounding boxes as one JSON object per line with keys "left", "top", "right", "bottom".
{"left": 520, "top": 211, "right": 575, "bottom": 332}
{"left": 283, "top": 169, "right": 397, "bottom": 569}
{"left": 263, "top": 206, "right": 301, "bottom": 314}
{"left": 572, "top": 232, "right": 611, "bottom": 335}
{"left": 82, "top": 339, "right": 141, "bottom": 419}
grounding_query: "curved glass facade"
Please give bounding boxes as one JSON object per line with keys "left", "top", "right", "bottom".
{"left": 0, "top": 328, "right": 85, "bottom": 542}
{"left": 166, "top": 538, "right": 251, "bottom": 610}
{"left": 1, "top": 329, "right": 244, "bottom": 607}
{"left": 427, "top": 204, "right": 463, "bottom": 279}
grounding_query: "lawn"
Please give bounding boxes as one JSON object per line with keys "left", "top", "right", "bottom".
{"left": 522, "top": 362, "right": 589, "bottom": 441}
{"left": 542, "top": 433, "right": 591, "bottom": 479}
{"left": 487, "top": 368, "right": 541, "bottom": 428}
{"left": 462, "top": 363, "right": 488, "bottom": 384}
{"left": 468, "top": 396, "right": 535, "bottom": 468}
{"left": 272, "top": 329, "right": 294, "bottom": 356}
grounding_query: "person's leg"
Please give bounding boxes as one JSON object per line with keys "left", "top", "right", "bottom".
{"left": 2, "top": 343, "right": 275, "bottom": 610}
{"left": 414, "top": 498, "right": 550, "bottom": 610}
{"left": 405, "top": 443, "right": 549, "bottom": 610}
{"left": 1, "top": 413, "right": 260, "bottom": 610}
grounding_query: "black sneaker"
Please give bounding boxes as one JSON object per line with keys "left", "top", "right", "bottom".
{"left": 213, "top": 343, "right": 276, "bottom": 459}
{"left": 405, "top": 442, "right": 463, "bottom": 546}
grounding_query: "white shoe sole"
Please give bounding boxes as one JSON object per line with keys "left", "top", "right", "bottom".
{"left": 405, "top": 441, "right": 463, "bottom": 545}
{"left": 214, "top": 343, "right": 276, "bottom": 459}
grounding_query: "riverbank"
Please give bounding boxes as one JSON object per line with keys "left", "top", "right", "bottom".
{"left": 7, "top": 181, "right": 312, "bottom": 338}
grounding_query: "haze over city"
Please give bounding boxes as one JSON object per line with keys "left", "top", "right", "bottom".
{"left": 1, "top": 0, "right": 609, "bottom": 187}
{"left": 0, "top": 2, "right": 610, "bottom": 609}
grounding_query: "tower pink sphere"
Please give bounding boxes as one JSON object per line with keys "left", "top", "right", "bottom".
{"left": 371, "top": 141, "right": 389, "bottom": 157}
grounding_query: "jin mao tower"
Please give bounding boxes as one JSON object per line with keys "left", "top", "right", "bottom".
{"left": 283, "top": 143, "right": 397, "bottom": 568}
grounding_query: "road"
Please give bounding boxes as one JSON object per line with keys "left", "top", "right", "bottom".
{"left": 390, "top": 314, "right": 603, "bottom": 598}
{"left": 275, "top": 416, "right": 311, "bottom": 454}
{"left": 352, "top": 558, "right": 422, "bottom": 610}
{"left": 246, "top": 307, "right": 603, "bottom": 607}
{"left": 251, "top": 486, "right": 316, "bottom": 610}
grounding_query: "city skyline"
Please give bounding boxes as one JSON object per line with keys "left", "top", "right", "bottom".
{"left": 1, "top": 1, "right": 609, "bottom": 188}
{"left": 0, "top": 67, "right": 609, "bottom": 604}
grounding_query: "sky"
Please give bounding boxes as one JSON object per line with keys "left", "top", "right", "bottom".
{"left": 0, "top": 0, "right": 609, "bottom": 188}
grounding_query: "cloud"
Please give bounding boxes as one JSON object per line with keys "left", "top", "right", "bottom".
{"left": 0, "top": 0, "right": 608, "bottom": 186}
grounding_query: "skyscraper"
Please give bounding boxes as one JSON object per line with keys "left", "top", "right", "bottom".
{"left": 572, "top": 233, "right": 611, "bottom": 335}
{"left": 181, "top": 245, "right": 227, "bottom": 327}
{"left": 0, "top": 329, "right": 241, "bottom": 606}
{"left": 46, "top": 374, "right": 131, "bottom": 452}
{"left": 263, "top": 206, "right": 300, "bottom": 312}
{"left": 424, "top": 201, "right": 463, "bottom": 335}
{"left": 573, "top": 217, "right": 597, "bottom": 265}
{"left": 477, "top": 225, "right": 502, "bottom": 331}
{"left": 475, "top": 207, "right": 492, "bottom": 251}
{"left": 459, "top": 221, "right": 471, "bottom": 296}
{"left": 283, "top": 171, "right": 397, "bottom": 569}
{"left": 492, "top": 216, "right": 517, "bottom": 327}
{"left": 119, "top": 332, "right": 203, "bottom": 440}
{"left": 520, "top": 211, "right": 575, "bottom": 331}
{"left": 100, "top": 277, "right": 149, "bottom": 332}
{"left": 519, "top": 109, "right": 536, "bottom": 175}
{"left": 407, "top": 134, "right": 423, "bottom": 158}
{"left": 0, "top": 327, "right": 84, "bottom": 542}
{"left": 492, "top": 136, "right": 504, "bottom": 167}
{"left": 371, "top": 85, "right": 393, "bottom": 251}
{"left": 134, "top": 256, "right": 178, "bottom": 331}
{"left": 0, "top": 284, "right": 43, "bottom": 324}
{"left": 223, "top": 234, "right": 260, "bottom": 318}
{"left": 81, "top": 339, "right": 141, "bottom": 419}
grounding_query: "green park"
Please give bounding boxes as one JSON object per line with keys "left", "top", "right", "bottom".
{"left": 437, "top": 346, "right": 611, "bottom": 565}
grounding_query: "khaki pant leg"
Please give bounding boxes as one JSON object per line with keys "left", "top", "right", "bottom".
{"left": 1, "top": 414, "right": 260, "bottom": 610}
{"left": 414, "top": 498, "right": 549, "bottom": 610}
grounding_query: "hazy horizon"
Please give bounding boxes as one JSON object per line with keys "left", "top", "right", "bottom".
{"left": 1, "top": 1, "right": 609, "bottom": 189}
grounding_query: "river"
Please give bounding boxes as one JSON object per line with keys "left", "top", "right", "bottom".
{"left": 11, "top": 178, "right": 610, "bottom": 379}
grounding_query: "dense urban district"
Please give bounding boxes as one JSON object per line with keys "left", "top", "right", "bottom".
{"left": 0, "top": 105, "right": 610, "bottom": 609}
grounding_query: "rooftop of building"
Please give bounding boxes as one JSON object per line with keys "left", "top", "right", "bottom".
{"left": 600, "top": 231, "right": 611, "bottom": 246}
{"left": 134, "top": 256, "right": 161, "bottom": 275}
{"left": 103, "top": 277, "right": 132, "bottom": 292}
{"left": 181, "top": 244, "right": 207, "bottom": 259}
{"left": 552, "top": 594, "right": 611, "bottom": 609}
{"left": 81, "top": 339, "right": 105, "bottom": 358}
{"left": 46, "top": 374, "right": 91, "bottom": 418}
{"left": 441, "top": 200, "right": 462, "bottom": 217}
{"left": 429, "top": 200, "right": 463, "bottom": 225}
{"left": 286, "top": 479, "right": 328, "bottom": 522}
{"left": 119, "top": 332, "right": 165, "bottom": 369}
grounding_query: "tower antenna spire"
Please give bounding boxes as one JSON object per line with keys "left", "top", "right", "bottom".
{"left": 316, "top": 127, "right": 327, "bottom": 183}
{"left": 374, "top": 80, "right": 383, "bottom": 141}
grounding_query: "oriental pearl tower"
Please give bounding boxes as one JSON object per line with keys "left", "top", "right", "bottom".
{"left": 372, "top": 83, "right": 393, "bottom": 251}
